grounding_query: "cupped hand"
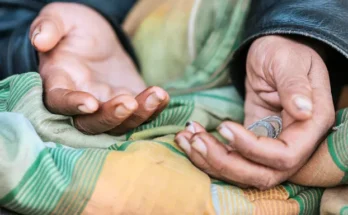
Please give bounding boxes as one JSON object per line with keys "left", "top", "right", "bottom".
{"left": 30, "top": 2, "right": 169, "bottom": 135}
{"left": 175, "top": 35, "right": 335, "bottom": 189}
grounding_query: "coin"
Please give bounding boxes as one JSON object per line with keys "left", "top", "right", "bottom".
{"left": 247, "top": 116, "right": 282, "bottom": 138}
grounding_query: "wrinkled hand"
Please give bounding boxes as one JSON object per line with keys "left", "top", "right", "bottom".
{"left": 30, "top": 3, "right": 169, "bottom": 135}
{"left": 175, "top": 35, "right": 335, "bottom": 190}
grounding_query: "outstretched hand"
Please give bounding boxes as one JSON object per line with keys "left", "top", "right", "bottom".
{"left": 31, "top": 2, "right": 169, "bottom": 135}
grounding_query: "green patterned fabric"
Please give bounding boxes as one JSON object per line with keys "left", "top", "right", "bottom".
{"left": 0, "top": 72, "right": 245, "bottom": 215}
{"left": 0, "top": 68, "right": 347, "bottom": 215}
{"left": 328, "top": 109, "right": 348, "bottom": 174}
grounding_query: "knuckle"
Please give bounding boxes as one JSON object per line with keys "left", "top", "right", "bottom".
{"left": 43, "top": 91, "right": 59, "bottom": 113}
{"left": 249, "top": 38, "right": 293, "bottom": 79}
{"left": 282, "top": 77, "right": 311, "bottom": 94}
{"left": 267, "top": 49, "right": 289, "bottom": 73}
{"left": 196, "top": 160, "right": 210, "bottom": 172}
{"left": 74, "top": 119, "right": 95, "bottom": 135}
{"left": 277, "top": 152, "right": 297, "bottom": 170}
{"left": 200, "top": 166, "right": 217, "bottom": 177}
{"left": 242, "top": 147, "right": 256, "bottom": 158}
{"left": 99, "top": 114, "right": 118, "bottom": 127}
{"left": 214, "top": 160, "right": 229, "bottom": 176}
{"left": 256, "top": 175, "right": 277, "bottom": 190}
{"left": 191, "top": 132, "right": 203, "bottom": 140}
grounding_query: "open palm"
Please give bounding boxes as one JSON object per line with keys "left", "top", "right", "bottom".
{"left": 31, "top": 2, "right": 169, "bottom": 135}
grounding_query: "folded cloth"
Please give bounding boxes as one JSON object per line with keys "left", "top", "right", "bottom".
{"left": 0, "top": 73, "right": 347, "bottom": 215}
{"left": 0, "top": 72, "right": 243, "bottom": 215}
{"left": 125, "top": 0, "right": 250, "bottom": 95}
{"left": 0, "top": 112, "right": 216, "bottom": 215}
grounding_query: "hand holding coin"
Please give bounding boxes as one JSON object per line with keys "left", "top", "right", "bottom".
{"left": 175, "top": 35, "right": 335, "bottom": 189}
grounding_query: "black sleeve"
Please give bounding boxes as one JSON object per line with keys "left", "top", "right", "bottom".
{"left": 0, "top": 0, "right": 138, "bottom": 80}
{"left": 230, "top": 0, "right": 348, "bottom": 106}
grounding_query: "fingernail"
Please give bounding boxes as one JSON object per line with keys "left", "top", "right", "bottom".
{"left": 31, "top": 27, "right": 41, "bottom": 46}
{"left": 177, "top": 136, "right": 191, "bottom": 154}
{"left": 293, "top": 96, "right": 312, "bottom": 112}
{"left": 114, "top": 105, "right": 130, "bottom": 117}
{"left": 145, "top": 92, "right": 162, "bottom": 110}
{"left": 84, "top": 99, "right": 98, "bottom": 112}
{"left": 185, "top": 121, "right": 196, "bottom": 133}
{"left": 192, "top": 138, "right": 207, "bottom": 157}
{"left": 123, "top": 100, "right": 138, "bottom": 111}
{"left": 78, "top": 105, "right": 93, "bottom": 113}
{"left": 217, "top": 125, "right": 235, "bottom": 142}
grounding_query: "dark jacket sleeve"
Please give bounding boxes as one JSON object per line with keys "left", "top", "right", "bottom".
{"left": 0, "top": 0, "right": 138, "bottom": 80}
{"left": 230, "top": 0, "right": 348, "bottom": 106}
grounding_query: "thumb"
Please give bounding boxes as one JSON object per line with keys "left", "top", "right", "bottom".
{"left": 30, "top": 15, "right": 66, "bottom": 52}
{"left": 274, "top": 51, "right": 314, "bottom": 121}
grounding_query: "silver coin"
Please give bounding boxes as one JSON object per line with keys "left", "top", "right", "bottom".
{"left": 247, "top": 116, "right": 282, "bottom": 138}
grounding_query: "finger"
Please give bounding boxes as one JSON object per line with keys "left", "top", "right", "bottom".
{"left": 44, "top": 73, "right": 99, "bottom": 115}
{"left": 74, "top": 95, "right": 138, "bottom": 134}
{"left": 175, "top": 131, "right": 249, "bottom": 188}
{"left": 175, "top": 131, "right": 216, "bottom": 175}
{"left": 185, "top": 121, "right": 235, "bottom": 152}
{"left": 175, "top": 131, "right": 194, "bottom": 155}
{"left": 30, "top": 14, "right": 66, "bottom": 52}
{"left": 191, "top": 132, "right": 286, "bottom": 190}
{"left": 185, "top": 121, "right": 207, "bottom": 134}
{"left": 218, "top": 121, "right": 288, "bottom": 169}
{"left": 217, "top": 120, "right": 324, "bottom": 171}
{"left": 190, "top": 133, "right": 249, "bottom": 188}
{"left": 189, "top": 133, "right": 219, "bottom": 177}
{"left": 46, "top": 89, "right": 99, "bottom": 115}
{"left": 110, "top": 86, "right": 169, "bottom": 134}
{"left": 175, "top": 121, "right": 206, "bottom": 151}
{"left": 190, "top": 143, "right": 218, "bottom": 177}
{"left": 272, "top": 47, "right": 314, "bottom": 120}
{"left": 146, "top": 94, "right": 170, "bottom": 121}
